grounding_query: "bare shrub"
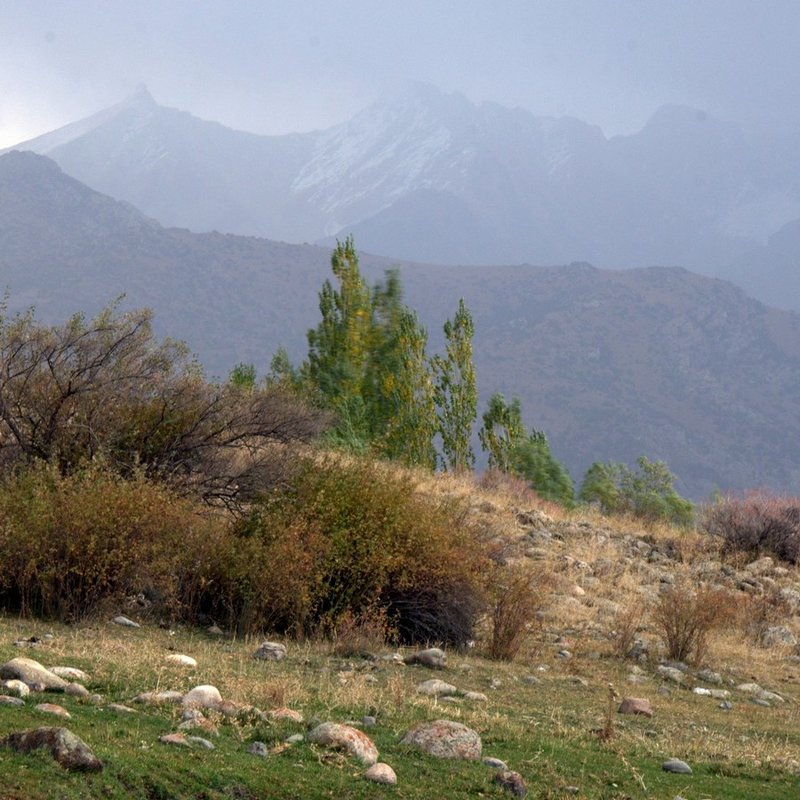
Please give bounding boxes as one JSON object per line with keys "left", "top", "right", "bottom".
{"left": 734, "top": 590, "right": 792, "bottom": 645}
{"left": 0, "top": 302, "right": 328, "bottom": 508}
{"left": 609, "top": 606, "right": 645, "bottom": 659}
{"left": 486, "top": 565, "right": 549, "bottom": 661}
{"left": 703, "top": 492, "right": 800, "bottom": 564}
{"left": 652, "top": 584, "right": 735, "bottom": 665}
{"left": 330, "top": 606, "right": 393, "bottom": 657}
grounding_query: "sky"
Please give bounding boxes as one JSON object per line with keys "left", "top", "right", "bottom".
{"left": 1, "top": 0, "right": 799, "bottom": 148}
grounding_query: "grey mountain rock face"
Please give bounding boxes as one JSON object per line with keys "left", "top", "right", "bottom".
{"left": 6, "top": 83, "right": 800, "bottom": 310}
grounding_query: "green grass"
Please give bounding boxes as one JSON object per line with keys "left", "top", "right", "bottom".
{"left": 1, "top": 616, "right": 799, "bottom": 799}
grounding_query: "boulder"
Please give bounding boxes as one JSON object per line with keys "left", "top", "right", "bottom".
{"left": 618, "top": 697, "right": 653, "bottom": 717}
{"left": 404, "top": 648, "right": 446, "bottom": 669}
{"left": 182, "top": 685, "right": 222, "bottom": 710}
{"left": 662, "top": 758, "right": 692, "bottom": 774}
{"left": 253, "top": 641, "right": 286, "bottom": 661}
{"left": 1, "top": 727, "right": 102, "bottom": 772}
{"left": 416, "top": 679, "right": 458, "bottom": 697}
{"left": 0, "top": 658, "right": 69, "bottom": 691}
{"left": 401, "top": 719, "right": 481, "bottom": 760}
{"left": 49, "top": 667, "right": 90, "bottom": 683}
{"left": 308, "top": 722, "right": 378, "bottom": 766}
{"left": 35, "top": 703, "right": 71, "bottom": 719}
{"left": 365, "top": 762, "right": 397, "bottom": 785}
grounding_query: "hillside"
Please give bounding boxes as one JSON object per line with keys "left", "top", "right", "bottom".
{"left": 1, "top": 471, "right": 800, "bottom": 799}
{"left": 2, "top": 150, "right": 800, "bottom": 497}
{"left": 5, "top": 84, "right": 800, "bottom": 309}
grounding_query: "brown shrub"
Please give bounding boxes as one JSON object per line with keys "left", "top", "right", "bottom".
{"left": 733, "top": 589, "right": 793, "bottom": 646}
{"left": 651, "top": 583, "right": 736, "bottom": 665}
{"left": 486, "top": 565, "right": 549, "bottom": 661}
{"left": 702, "top": 492, "right": 800, "bottom": 564}
{"left": 609, "top": 606, "right": 645, "bottom": 660}
{"left": 330, "top": 606, "right": 394, "bottom": 657}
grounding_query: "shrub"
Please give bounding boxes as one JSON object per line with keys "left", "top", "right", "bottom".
{"left": 202, "top": 455, "right": 489, "bottom": 643}
{"left": 486, "top": 565, "right": 548, "bottom": 661}
{"left": 508, "top": 432, "right": 575, "bottom": 507}
{"left": 651, "top": 583, "right": 734, "bottom": 664}
{"left": 330, "top": 606, "right": 394, "bottom": 657}
{"left": 702, "top": 491, "right": 800, "bottom": 563}
{"left": 580, "top": 456, "right": 694, "bottom": 527}
{"left": 0, "top": 463, "right": 215, "bottom": 621}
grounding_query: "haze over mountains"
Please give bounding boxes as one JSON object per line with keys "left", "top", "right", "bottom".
{"left": 5, "top": 84, "right": 799, "bottom": 311}
{"left": 2, "top": 149, "right": 800, "bottom": 499}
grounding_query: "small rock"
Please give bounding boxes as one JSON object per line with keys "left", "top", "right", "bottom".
{"left": 364, "top": 762, "right": 397, "bottom": 785}
{"left": 111, "top": 615, "right": 140, "bottom": 628}
{"left": 187, "top": 736, "right": 215, "bottom": 750}
{"left": 362, "top": 715, "right": 376, "bottom": 727}
{"left": 483, "top": 757, "right": 508, "bottom": 769}
{"left": 662, "top": 758, "right": 692, "bottom": 774}
{"left": 207, "top": 625, "right": 224, "bottom": 636}
{"left": 494, "top": 769, "right": 528, "bottom": 797}
{"left": 166, "top": 654, "right": 198, "bottom": 668}
{"left": 253, "top": 641, "right": 286, "bottom": 661}
{"left": 618, "top": 697, "right": 653, "bottom": 717}
{"left": 404, "top": 648, "right": 447, "bottom": 669}
{"left": 710, "top": 689, "right": 730, "bottom": 700}
{"left": 1, "top": 680, "right": 30, "bottom": 698}
{"left": 556, "top": 650, "right": 572, "bottom": 659}
{"left": 286, "top": 734, "right": 304, "bottom": 744}
{"left": 462, "top": 691, "right": 489, "bottom": 702}
{"left": 160, "top": 733, "right": 190, "bottom": 747}
{"left": 416, "top": 679, "right": 458, "bottom": 697}
{"left": 695, "top": 668, "right": 723, "bottom": 685}
{"left": 49, "top": 667, "right": 90, "bottom": 683}
{"left": 692, "top": 687, "right": 712, "bottom": 696}
{"left": 65, "top": 683, "right": 90, "bottom": 699}
{"left": 269, "top": 707, "right": 304, "bottom": 723}
{"left": 308, "top": 722, "right": 378, "bottom": 766}
{"left": 132, "top": 690, "right": 184, "bottom": 705}
{"left": 35, "top": 703, "right": 70, "bottom": 719}
{"left": 759, "top": 690, "right": 785, "bottom": 703}
{"left": 107, "top": 704, "right": 136, "bottom": 714}
{"left": 719, "top": 700, "right": 733, "bottom": 710}
{"left": 1, "top": 726, "right": 102, "bottom": 772}
{"left": 248, "top": 741, "right": 268, "bottom": 757}
{"left": 0, "top": 695, "right": 25, "bottom": 707}
{"left": 401, "top": 719, "right": 481, "bottom": 760}
{"left": 761, "top": 626, "right": 798, "bottom": 648}
{"left": 657, "top": 666, "right": 685, "bottom": 684}
{"left": 182, "top": 685, "right": 222, "bottom": 710}
{"left": 736, "top": 682, "right": 763, "bottom": 694}
{"left": 751, "top": 698, "right": 771, "bottom": 707}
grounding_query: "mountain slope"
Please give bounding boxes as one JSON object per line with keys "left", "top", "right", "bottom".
{"left": 2, "top": 151, "right": 800, "bottom": 497}
{"left": 7, "top": 84, "right": 800, "bottom": 307}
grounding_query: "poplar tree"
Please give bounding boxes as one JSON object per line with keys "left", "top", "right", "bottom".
{"left": 478, "top": 392, "right": 525, "bottom": 471}
{"left": 432, "top": 299, "right": 477, "bottom": 471}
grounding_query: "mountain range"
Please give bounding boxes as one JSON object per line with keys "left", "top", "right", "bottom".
{"left": 4, "top": 84, "right": 799, "bottom": 311}
{"left": 2, "top": 149, "right": 799, "bottom": 499}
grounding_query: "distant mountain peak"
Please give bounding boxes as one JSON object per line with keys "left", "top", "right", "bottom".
{"left": 121, "top": 83, "right": 158, "bottom": 109}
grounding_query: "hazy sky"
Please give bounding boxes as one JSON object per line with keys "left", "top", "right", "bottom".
{"left": 1, "top": 0, "right": 799, "bottom": 147}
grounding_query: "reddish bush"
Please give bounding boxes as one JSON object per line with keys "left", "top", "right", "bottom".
{"left": 702, "top": 492, "right": 800, "bottom": 564}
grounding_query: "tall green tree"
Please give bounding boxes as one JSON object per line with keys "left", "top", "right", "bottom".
{"left": 432, "top": 299, "right": 477, "bottom": 472}
{"left": 509, "top": 430, "right": 575, "bottom": 506}
{"left": 479, "top": 392, "right": 525, "bottom": 471}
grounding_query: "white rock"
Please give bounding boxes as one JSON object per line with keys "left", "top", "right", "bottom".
{"left": 1, "top": 679, "right": 30, "bottom": 698}
{"left": 111, "top": 615, "right": 140, "bottom": 628}
{"left": 253, "top": 642, "right": 286, "bottom": 661}
{"left": 364, "top": 762, "right": 397, "bottom": 785}
{"left": 166, "top": 654, "right": 198, "bottom": 668}
{"left": 416, "top": 679, "right": 458, "bottom": 697}
{"left": 182, "top": 685, "right": 222, "bottom": 709}
{"left": 49, "top": 667, "right": 90, "bottom": 683}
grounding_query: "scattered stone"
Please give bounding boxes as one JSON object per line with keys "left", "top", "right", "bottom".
{"left": 364, "top": 762, "right": 397, "bottom": 785}
{"left": 89, "top": 694, "right": 104, "bottom": 705}
{"left": 160, "top": 733, "right": 190, "bottom": 747}
{"left": 692, "top": 687, "right": 712, "bottom": 696}
{"left": 2, "top": 680, "right": 30, "bottom": 698}
{"left": 252, "top": 641, "right": 286, "bottom": 661}
{"left": 269, "top": 707, "right": 304, "bottom": 723}
{"left": 759, "top": 690, "right": 785, "bottom": 703}
{"left": 132, "top": 690, "right": 184, "bottom": 706}
{"left": 657, "top": 666, "right": 685, "bottom": 684}
{"left": 107, "top": 704, "right": 136, "bottom": 714}
{"left": 695, "top": 668, "right": 723, "bottom": 685}
{"left": 401, "top": 719, "right": 481, "bottom": 760}
{"left": 404, "top": 648, "right": 446, "bottom": 669}
{"left": 736, "top": 682, "right": 763, "bottom": 694}
{"left": 207, "top": 625, "right": 224, "bottom": 636}
{"left": 362, "top": 715, "right": 377, "bottom": 727}
{"left": 494, "top": 769, "right": 528, "bottom": 797}
{"left": 286, "top": 734, "right": 304, "bottom": 744}
{"left": 187, "top": 736, "right": 215, "bottom": 750}
{"left": 308, "top": 723, "right": 378, "bottom": 765}
{"left": 483, "top": 757, "right": 508, "bottom": 769}
{"left": 166, "top": 654, "right": 198, "bottom": 668}
{"left": 178, "top": 715, "right": 218, "bottom": 736}
{"left": 49, "top": 667, "right": 90, "bottom": 683}
{"left": 463, "top": 690, "right": 489, "bottom": 702}
{"left": 710, "top": 689, "right": 730, "bottom": 700}
{"left": 65, "top": 682, "right": 90, "bottom": 699}
{"left": 1, "top": 727, "right": 102, "bottom": 772}
{"left": 618, "top": 697, "right": 653, "bottom": 717}
{"left": 751, "top": 698, "right": 771, "bottom": 707}
{"left": 0, "top": 696, "right": 24, "bottom": 707}
{"left": 416, "top": 679, "right": 458, "bottom": 697}
{"left": 248, "top": 741, "right": 268, "bottom": 757}
{"left": 111, "top": 615, "right": 140, "bottom": 628}
{"left": 182, "top": 685, "right": 222, "bottom": 710}
{"left": 0, "top": 658, "right": 69, "bottom": 691}
{"left": 557, "top": 650, "right": 572, "bottom": 659}
{"left": 662, "top": 758, "right": 692, "bottom": 775}
{"left": 719, "top": 700, "right": 733, "bottom": 710}
{"left": 761, "top": 626, "right": 798, "bottom": 648}
{"left": 35, "top": 703, "right": 70, "bottom": 718}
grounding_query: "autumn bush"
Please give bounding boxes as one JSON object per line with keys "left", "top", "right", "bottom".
{"left": 702, "top": 491, "right": 800, "bottom": 563}
{"left": 199, "top": 455, "right": 490, "bottom": 643}
{"left": 652, "top": 583, "right": 735, "bottom": 664}
{"left": 0, "top": 463, "right": 216, "bottom": 621}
